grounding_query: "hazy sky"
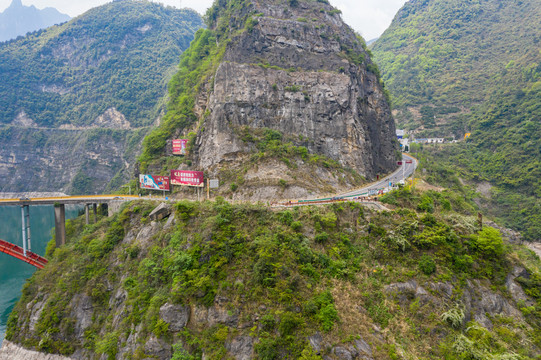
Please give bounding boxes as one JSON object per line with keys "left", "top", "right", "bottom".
{"left": 0, "top": 0, "right": 408, "bottom": 40}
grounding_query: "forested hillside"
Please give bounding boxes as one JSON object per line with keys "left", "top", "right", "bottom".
{"left": 371, "top": 0, "right": 540, "bottom": 240}
{"left": 0, "top": 1, "right": 203, "bottom": 194}
{"left": 373, "top": 0, "right": 540, "bottom": 130}
{"left": 0, "top": 1, "right": 203, "bottom": 128}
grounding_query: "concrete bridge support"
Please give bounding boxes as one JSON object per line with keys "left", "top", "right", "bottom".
{"left": 85, "top": 203, "right": 99, "bottom": 225}
{"left": 20, "top": 205, "right": 30, "bottom": 256}
{"left": 85, "top": 204, "right": 90, "bottom": 225}
{"left": 54, "top": 204, "right": 66, "bottom": 247}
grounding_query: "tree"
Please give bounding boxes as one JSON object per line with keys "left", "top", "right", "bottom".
{"left": 475, "top": 226, "right": 504, "bottom": 258}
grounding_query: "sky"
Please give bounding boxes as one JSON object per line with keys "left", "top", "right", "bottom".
{"left": 0, "top": 0, "right": 408, "bottom": 40}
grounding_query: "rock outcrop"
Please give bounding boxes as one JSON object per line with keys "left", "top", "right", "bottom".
{"left": 185, "top": 0, "right": 397, "bottom": 198}
{"left": 0, "top": 341, "right": 70, "bottom": 360}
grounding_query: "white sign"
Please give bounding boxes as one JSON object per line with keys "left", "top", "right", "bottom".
{"left": 209, "top": 179, "right": 219, "bottom": 189}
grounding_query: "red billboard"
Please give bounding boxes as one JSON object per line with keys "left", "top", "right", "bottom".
{"left": 171, "top": 170, "right": 204, "bottom": 187}
{"left": 139, "top": 175, "right": 170, "bottom": 191}
{"left": 172, "top": 139, "right": 188, "bottom": 155}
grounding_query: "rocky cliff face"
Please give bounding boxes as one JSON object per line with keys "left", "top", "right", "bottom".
{"left": 0, "top": 127, "right": 146, "bottom": 194}
{"left": 172, "top": 0, "right": 397, "bottom": 197}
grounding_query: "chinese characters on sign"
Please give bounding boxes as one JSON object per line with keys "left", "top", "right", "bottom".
{"left": 172, "top": 139, "right": 188, "bottom": 155}
{"left": 171, "top": 170, "right": 204, "bottom": 187}
{"left": 139, "top": 175, "right": 170, "bottom": 191}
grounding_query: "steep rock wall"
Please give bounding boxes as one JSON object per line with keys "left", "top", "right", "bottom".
{"left": 193, "top": 0, "right": 397, "bottom": 182}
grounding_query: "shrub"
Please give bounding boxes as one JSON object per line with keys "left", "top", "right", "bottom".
{"left": 314, "top": 232, "right": 329, "bottom": 244}
{"left": 153, "top": 319, "right": 169, "bottom": 337}
{"left": 418, "top": 194, "right": 435, "bottom": 212}
{"left": 278, "top": 312, "right": 302, "bottom": 336}
{"left": 453, "top": 254, "right": 474, "bottom": 272}
{"left": 317, "top": 304, "right": 338, "bottom": 332}
{"left": 230, "top": 183, "right": 238, "bottom": 192}
{"left": 176, "top": 201, "right": 197, "bottom": 220}
{"left": 305, "top": 291, "right": 339, "bottom": 331}
{"left": 299, "top": 346, "right": 323, "bottom": 359}
{"left": 441, "top": 305, "right": 465, "bottom": 329}
{"left": 280, "top": 210, "right": 293, "bottom": 225}
{"left": 419, "top": 255, "right": 436, "bottom": 275}
{"left": 475, "top": 227, "right": 504, "bottom": 257}
{"left": 172, "top": 344, "right": 196, "bottom": 360}
{"left": 255, "top": 336, "right": 278, "bottom": 360}
{"left": 320, "top": 212, "right": 337, "bottom": 230}
{"left": 261, "top": 314, "right": 276, "bottom": 331}
{"left": 95, "top": 331, "right": 119, "bottom": 360}
{"left": 291, "top": 221, "right": 302, "bottom": 231}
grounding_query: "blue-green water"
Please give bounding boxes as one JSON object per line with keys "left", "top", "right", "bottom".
{"left": 0, "top": 205, "right": 80, "bottom": 344}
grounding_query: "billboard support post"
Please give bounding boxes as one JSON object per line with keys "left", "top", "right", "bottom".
{"left": 207, "top": 179, "right": 210, "bottom": 200}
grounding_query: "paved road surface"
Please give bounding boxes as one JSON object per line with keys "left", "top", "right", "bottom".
{"left": 338, "top": 153, "right": 418, "bottom": 198}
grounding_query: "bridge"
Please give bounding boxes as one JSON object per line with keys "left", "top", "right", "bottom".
{"left": 0, "top": 195, "right": 138, "bottom": 268}
{"left": 0, "top": 154, "right": 417, "bottom": 268}
{"left": 0, "top": 238, "right": 48, "bottom": 269}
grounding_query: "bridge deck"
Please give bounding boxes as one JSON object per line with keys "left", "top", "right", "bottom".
{"left": 0, "top": 239, "right": 48, "bottom": 269}
{"left": 0, "top": 195, "right": 140, "bottom": 206}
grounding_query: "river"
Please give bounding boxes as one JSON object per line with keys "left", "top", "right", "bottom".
{"left": 0, "top": 205, "right": 80, "bottom": 344}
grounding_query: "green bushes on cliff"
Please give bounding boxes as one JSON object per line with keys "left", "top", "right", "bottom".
{"left": 6, "top": 194, "right": 541, "bottom": 359}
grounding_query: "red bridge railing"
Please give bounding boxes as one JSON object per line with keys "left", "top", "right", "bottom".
{"left": 0, "top": 238, "right": 48, "bottom": 269}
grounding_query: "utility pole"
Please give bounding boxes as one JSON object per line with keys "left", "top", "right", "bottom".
{"left": 403, "top": 159, "right": 405, "bottom": 182}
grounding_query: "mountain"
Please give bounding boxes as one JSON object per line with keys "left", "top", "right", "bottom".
{"left": 372, "top": 0, "right": 540, "bottom": 134}
{"left": 139, "top": 0, "right": 398, "bottom": 201}
{"left": 0, "top": 0, "right": 71, "bottom": 42}
{"left": 0, "top": 1, "right": 203, "bottom": 194}
{"left": 371, "top": 0, "right": 540, "bottom": 240}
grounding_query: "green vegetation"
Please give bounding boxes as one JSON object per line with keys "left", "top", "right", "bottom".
{"left": 6, "top": 191, "right": 541, "bottom": 358}
{"left": 139, "top": 0, "right": 259, "bottom": 171}
{"left": 238, "top": 127, "right": 344, "bottom": 171}
{"left": 0, "top": 1, "right": 202, "bottom": 128}
{"left": 372, "top": 0, "right": 540, "bottom": 112}
{"left": 372, "top": 0, "right": 541, "bottom": 240}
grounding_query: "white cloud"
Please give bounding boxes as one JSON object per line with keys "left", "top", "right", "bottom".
{"left": 0, "top": 0, "right": 407, "bottom": 39}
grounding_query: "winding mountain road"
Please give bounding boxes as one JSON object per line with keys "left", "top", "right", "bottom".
{"left": 337, "top": 153, "right": 418, "bottom": 199}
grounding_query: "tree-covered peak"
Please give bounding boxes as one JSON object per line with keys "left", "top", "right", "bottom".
{"left": 0, "top": 0, "right": 203, "bottom": 128}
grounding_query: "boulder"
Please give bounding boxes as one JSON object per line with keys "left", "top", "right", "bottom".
{"left": 148, "top": 203, "right": 172, "bottom": 222}
{"left": 226, "top": 336, "right": 254, "bottom": 360}
{"left": 159, "top": 303, "right": 190, "bottom": 332}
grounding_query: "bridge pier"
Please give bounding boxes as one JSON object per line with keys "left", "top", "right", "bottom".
{"left": 85, "top": 204, "right": 90, "bottom": 225}
{"left": 21, "top": 206, "right": 27, "bottom": 256}
{"left": 54, "top": 204, "right": 66, "bottom": 247}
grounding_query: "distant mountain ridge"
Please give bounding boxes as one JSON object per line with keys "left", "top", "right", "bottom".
{"left": 0, "top": 0, "right": 70, "bottom": 42}
{"left": 0, "top": 1, "right": 203, "bottom": 194}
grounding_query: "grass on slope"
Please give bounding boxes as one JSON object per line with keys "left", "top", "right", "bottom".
{"left": 6, "top": 193, "right": 541, "bottom": 359}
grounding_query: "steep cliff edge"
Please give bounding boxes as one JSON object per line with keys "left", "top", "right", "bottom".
{"left": 141, "top": 0, "right": 398, "bottom": 200}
